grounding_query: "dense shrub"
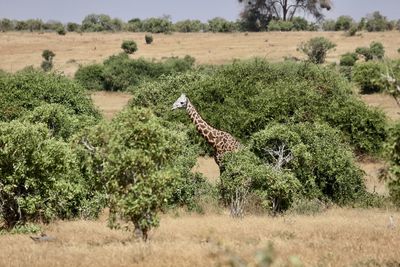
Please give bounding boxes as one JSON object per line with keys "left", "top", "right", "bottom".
{"left": 365, "top": 11, "right": 390, "bottom": 32}
{"left": 81, "top": 14, "right": 122, "bottom": 32}
{"left": 131, "top": 59, "right": 387, "bottom": 154}
{"left": 250, "top": 123, "right": 365, "bottom": 204}
{"left": 121, "top": 40, "right": 138, "bottom": 54}
{"left": 0, "top": 121, "right": 88, "bottom": 229}
{"left": 268, "top": 20, "right": 294, "bottom": 31}
{"left": 220, "top": 149, "right": 300, "bottom": 215}
{"left": 174, "top": 19, "right": 205, "bottom": 32}
{"left": 291, "top": 17, "right": 309, "bottom": 31}
{"left": 145, "top": 34, "right": 153, "bottom": 44}
{"left": 347, "top": 26, "right": 358, "bottom": 36}
{"left": 321, "top": 19, "right": 336, "bottom": 31}
{"left": 369, "top": 41, "right": 385, "bottom": 60}
{"left": 41, "top": 49, "right": 55, "bottom": 72}
{"left": 66, "top": 22, "right": 80, "bottom": 32}
{"left": 335, "top": 16, "right": 354, "bottom": 31}
{"left": 298, "top": 37, "right": 336, "bottom": 64}
{"left": 56, "top": 26, "right": 66, "bottom": 35}
{"left": 100, "top": 53, "right": 195, "bottom": 91}
{"left": 340, "top": 52, "right": 358, "bottom": 66}
{"left": 125, "top": 18, "right": 142, "bottom": 32}
{"left": 74, "top": 64, "right": 105, "bottom": 90}
{"left": 355, "top": 42, "right": 385, "bottom": 61}
{"left": 352, "top": 61, "right": 386, "bottom": 93}
{"left": 386, "top": 123, "right": 400, "bottom": 206}
{"left": 208, "top": 17, "right": 237, "bottom": 33}
{"left": 141, "top": 17, "right": 173, "bottom": 33}
{"left": 75, "top": 107, "right": 198, "bottom": 239}
{"left": 20, "top": 104, "right": 97, "bottom": 141}
{"left": 0, "top": 18, "right": 14, "bottom": 32}
{"left": 0, "top": 68, "right": 100, "bottom": 121}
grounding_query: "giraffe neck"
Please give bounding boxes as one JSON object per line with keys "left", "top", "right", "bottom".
{"left": 186, "top": 99, "right": 219, "bottom": 146}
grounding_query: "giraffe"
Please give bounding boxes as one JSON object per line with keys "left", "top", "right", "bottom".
{"left": 172, "top": 94, "right": 241, "bottom": 166}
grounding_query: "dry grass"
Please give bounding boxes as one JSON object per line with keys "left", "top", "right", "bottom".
{"left": 1, "top": 31, "right": 400, "bottom": 76}
{"left": 1, "top": 209, "right": 399, "bottom": 267}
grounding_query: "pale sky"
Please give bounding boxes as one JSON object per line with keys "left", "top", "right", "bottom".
{"left": 0, "top": 0, "right": 399, "bottom": 23}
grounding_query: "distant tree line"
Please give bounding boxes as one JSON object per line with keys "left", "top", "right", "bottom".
{"left": 0, "top": 11, "right": 399, "bottom": 33}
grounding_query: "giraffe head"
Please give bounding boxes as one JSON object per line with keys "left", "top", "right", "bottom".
{"left": 172, "top": 94, "right": 188, "bottom": 110}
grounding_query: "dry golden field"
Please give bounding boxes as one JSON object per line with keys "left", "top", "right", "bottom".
{"left": 1, "top": 31, "right": 400, "bottom": 267}
{"left": 1, "top": 31, "right": 400, "bottom": 76}
{"left": 1, "top": 209, "right": 399, "bottom": 267}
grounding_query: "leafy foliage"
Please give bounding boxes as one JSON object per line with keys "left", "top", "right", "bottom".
{"left": 352, "top": 61, "right": 386, "bottom": 93}
{"left": 298, "top": 37, "right": 336, "bottom": 64}
{"left": 365, "top": 11, "right": 391, "bottom": 32}
{"left": 268, "top": 20, "right": 294, "bottom": 31}
{"left": 250, "top": 123, "right": 365, "bottom": 204}
{"left": 76, "top": 53, "right": 195, "bottom": 91}
{"left": 0, "top": 68, "right": 100, "bottom": 121}
{"left": 0, "top": 121, "right": 88, "bottom": 229}
{"left": 20, "top": 103, "right": 97, "bottom": 141}
{"left": 141, "top": 17, "right": 173, "bottom": 33}
{"left": 145, "top": 34, "right": 153, "bottom": 44}
{"left": 74, "top": 64, "right": 105, "bottom": 90}
{"left": 386, "top": 123, "right": 400, "bottom": 206}
{"left": 174, "top": 20, "right": 206, "bottom": 32}
{"left": 208, "top": 17, "right": 237, "bottom": 33}
{"left": 75, "top": 107, "right": 198, "bottom": 239}
{"left": 121, "top": 40, "right": 138, "bottom": 54}
{"left": 340, "top": 52, "right": 358, "bottom": 67}
{"left": 41, "top": 50, "right": 55, "bottom": 72}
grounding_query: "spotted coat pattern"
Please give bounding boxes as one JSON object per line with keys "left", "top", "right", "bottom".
{"left": 186, "top": 99, "right": 241, "bottom": 166}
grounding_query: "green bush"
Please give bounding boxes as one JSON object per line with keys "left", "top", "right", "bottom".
{"left": 0, "top": 18, "right": 14, "bottom": 32}
{"left": 74, "top": 64, "right": 105, "bottom": 90}
{"left": 386, "top": 123, "right": 400, "bottom": 206}
{"left": 268, "top": 20, "right": 294, "bottom": 31}
{"left": 369, "top": 41, "right": 385, "bottom": 60}
{"left": 298, "top": 37, "right": 336, "bottom": 64}
{"left": 322, "top": 19, "right": 336, "bottom": 31}
{"left": 365, "top": 11, "right": 390, "bottom": 32}
{"left": 145, "top": 34, "right": 153, "bottom": 44}
{"left": 250, "top": 123, "right": 365, "bottom": 204}
{"left": 208, "top": 17, "right": 237, "bottom": 33}
{"left": 291, "top": 17, "right": 309, "bottom": 31}
{"left": 100, "top": 53, "right": 195, "bottom": 91}
{"left": 125, "top": 18, "right": 142, "bottom": 32}
{"left": 219, "top": 149, "right": 300, "bottom": 215}
{"left": 41, "top": 49, "right": 55, "bottom": 72}
{"left": 141, "top": 17, "right": 173, "bottom": 33}
{"left": 76, "top": 107, "right": 195, "bottom": 240}
{"left": 121, "top": 40, "right": 138, "bottom": 54}
{"left": 66, "top": 22, "right": 80, "bottom": 32}
{"left": 0, "top": 121, "right": 86, "bottom": 229}
{"left": 56, "top": 26, "right": 66, "bottom": 35}
{"left": 347, "top": 25, "right": 358, "bottom": 36}
{"left": 0, "top": 68, "right": 100, "bottom": 121}
{"left": 335, "top": 16, "right": 354, "bottom": 31}
{"left": 131, "top": 59, "right": 387, "bottom": 154}
{"left": 355, "top": 41, "right": 385, "bottom": 61}
{"left": 81, "top": 14, "right": 118, "bottom": 32}
{"left": 352, "top": 61, "right": 386, "bottom": 93}
{"left": 340, "top": 52, "right": 358, "bottom": 66}
{"left": 174, "top": 19, "right": 205, "bottom": 32}
{"left": 20, "top": 104, "right": 97, "bottom": 141}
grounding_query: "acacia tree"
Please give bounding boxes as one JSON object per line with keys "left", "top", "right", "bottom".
{"left": 238, "top": 0, "right": 332, "bottom": 30}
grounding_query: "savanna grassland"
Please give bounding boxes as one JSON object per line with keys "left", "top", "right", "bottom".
{"left": 1, "top": 31, "right": 400, "bottom": 267}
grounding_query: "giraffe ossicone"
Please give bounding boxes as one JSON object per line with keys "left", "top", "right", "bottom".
{"left": 172, "top": 93, "right": 241, "bottom": 166}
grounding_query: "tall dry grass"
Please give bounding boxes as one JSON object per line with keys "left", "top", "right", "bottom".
{"left": 1, "top": 208, "right": 399, "bottom": 267}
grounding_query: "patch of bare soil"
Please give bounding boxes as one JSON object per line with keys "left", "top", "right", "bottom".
{"left": 192, "top": 156, "right": 220, "bottom": 183}
{"left": 360, "top": 93, "right": 400, "bottom": 122}
{"left": 90, "top": 91, "right": 132, "bottom": 120}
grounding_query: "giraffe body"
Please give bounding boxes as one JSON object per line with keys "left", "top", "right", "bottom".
{"left": 172, "top": 94, "right": 241, "bottom": 166}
